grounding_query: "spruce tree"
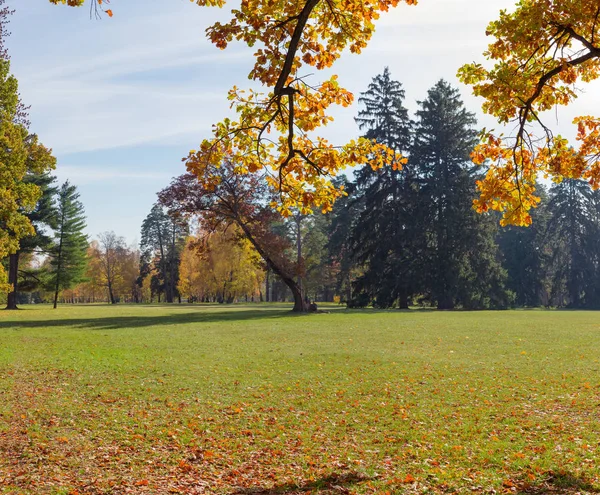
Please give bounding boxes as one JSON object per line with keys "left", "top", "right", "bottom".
{"left": 497, "top": 184, "right": 550, "bottom": 307}
{"left": 350, "top": 67, "right": 419, "bottom": 308}
{"left": 546, "top": 179, "right": 600, "bottom": 308}
{"left": 411, "top": 80, "right": 510, "bottom": 309}
{"left": 48, "top": 181, "right": 88, "bottom": 309}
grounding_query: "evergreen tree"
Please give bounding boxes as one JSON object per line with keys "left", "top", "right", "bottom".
{"left": 411, "top": 80, "right": 510, "bottom": 309}
{"left": 545, "top": 179, "right": 600, "bottom": 308}
{"left": 497, "top": 184, "right": 550, "bottom": 307}
{"left": 5, "top": 170, "right": 57, "bottom": 309}
{"left": 139, "top": 203, "right": 187, "bottom": 303}
{"left": 350, "top": 67, "right": 419, "bottom": 308}
{"left": 48, "top": 181, "right": 88, "bottom": 309}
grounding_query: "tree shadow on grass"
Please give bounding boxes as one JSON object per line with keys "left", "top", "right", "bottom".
{"left": 0, "top": 307, "right": 303, "bottom": 331}
{"left": 229, "top": 472, "right": 370, "bottom": 494}
{"left": 517, "top": 472, "right": 600, "bottom": 494}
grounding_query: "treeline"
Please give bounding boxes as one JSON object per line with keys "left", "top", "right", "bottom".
{"left": 7, "top": 68, "right": 600, "bottom": 310}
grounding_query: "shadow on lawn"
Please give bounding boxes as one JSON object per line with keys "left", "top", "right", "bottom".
{"left": 517, "top": 472, "right": 600, "bottom": 494}
{"left": 230, "top": 472, "right": 369, "bottom": 494}
{"left": 0, "top": 307, "right": 300, "bottom": 331}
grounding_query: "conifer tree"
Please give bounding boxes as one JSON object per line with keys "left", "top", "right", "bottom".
{"left": 48, "top": 181, "right": 88, "bottom": 309}
{"left": 411, "top": 80, "right": 510, "bottom": 309}
{"left": 5, "top": 170, "right": 57, "bottom": 309}
{"left": 545, "top": 179, "right": 600, "bottom": 308}
{"left": 350, "top": 68, "right": 418, "bottom": 308}
{"left": 497, "top": 184, "right": 551, "bottom": 307}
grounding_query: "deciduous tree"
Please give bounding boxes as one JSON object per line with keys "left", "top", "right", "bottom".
{"left": 459, "top": 1, "right": 600, "bottom": 226}
{"left": 51, "top": 0, "right": 416, "bottom": 216}
{"left": 159, "top": 162, "right": 307, "bottom": 311}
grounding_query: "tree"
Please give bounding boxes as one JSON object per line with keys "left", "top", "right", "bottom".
{"left": 139, "top": 204, "right": 187, "bottom": 303}
{"left": 159, "top": 162, "right": 308, "bottom": 312}
{"left": 178, "top": 228, "right": 264, "bottom": 303}
{"left": 52, "top": 0, "right": 416, "bottom": 218}
{"left": 497, "top": 184, "right": 551, "bottom": 307}
{"left": 0, "top": 1, "right": 55, "bottom": 298}
{"left": 545, "top": 179, "right": 600, "bottom": 308}
{"left": 410, "top": 80, "right": 510, "bottom": 310}
{"left": 96, "top": 231, "right": 123, "bottom": 304}
{"left": 350, "top": 68, "right": 417, "bottom": 309}
{"left": 0, "top": 75, "right": 55, "bottom": 296}
{"left": 5, "top": 170, "right": 57, "bottom": 309}
{"left": 48, "top": 181, "right": 88, "bottom": 309}
{"left": 459, "top": 1, "right": 600, "bottom": 226}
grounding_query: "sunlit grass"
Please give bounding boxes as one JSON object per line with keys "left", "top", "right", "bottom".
{"left": 1, "top": 304, "right": 599, "bottom": 494}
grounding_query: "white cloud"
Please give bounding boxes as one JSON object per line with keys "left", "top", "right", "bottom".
{"left": 55, "top": 165, "right": 173, "bottom": 185}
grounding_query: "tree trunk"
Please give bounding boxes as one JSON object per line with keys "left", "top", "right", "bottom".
{"left": 53, "top": 222, "right": 65, "bottom": 309}
{"left": 398, "top": 292, "right": 409, "bottom": 310}
{"left": 295, "top": 214, "right": 303, "bottom": 298}
{"left": 5, "top": 253, "right": 20, "bottom": 310}
{"left": 437, "top": 293, "right": 454, "bottom": 310}
{"left": 265, "top": 268, "right": 270, "bottom": 302}
{"left": 107, "top": 282, "right": 116, "bottom": 304}
{"left": 237, "top": 221, "right": 308, "bottom": 312}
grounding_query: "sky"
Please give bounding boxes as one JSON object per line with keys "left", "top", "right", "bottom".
{"left": 7, "top": 0, "right": 598, "bottom": 245}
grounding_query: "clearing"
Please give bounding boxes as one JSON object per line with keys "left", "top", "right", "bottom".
{"left": 0, "top": 304, "right": 599, "bottom": 494}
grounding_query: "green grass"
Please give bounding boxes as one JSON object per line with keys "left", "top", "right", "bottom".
{"left": 1, "top": 304, "right": 600, "bottom": 494}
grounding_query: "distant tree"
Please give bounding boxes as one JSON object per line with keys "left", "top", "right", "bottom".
{"left": 97, "top": 231, "right": 124, "bottom": 304}
{"left": 411, "top": 80, "right": 510, "bottom": 310}
{"left": 178, "top": 227, "right": 264, "bottom": 303}
{"left": 159, "top": 162, "right": 307, "bottom": 311}
{"left": 5, "top": 170, "right": 57, "bottom": 309}
{"left": 545, "top": 180, "right": 600, "bottom": 308}
{"left": 140, "top": 204, "right": 187, "bottom": 303}
{"left": 497, "top": 184, "right": 551, "bottom": 307}
{"left": 48, "top": 181, "right": 88, "bottom": 309}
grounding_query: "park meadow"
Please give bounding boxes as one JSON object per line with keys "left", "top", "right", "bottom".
{"left": 3, "top": 1, "right": 600, "bottom": 494}
{"left": 1, "top": 304, "right": 599, "bottom": 494}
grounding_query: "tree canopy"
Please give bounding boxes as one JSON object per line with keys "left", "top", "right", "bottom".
{"left": 50, "top": 0, "right": 600, "bottom": 229}
{"left": 459, "top": 0, "right": 600, "bottom": 226}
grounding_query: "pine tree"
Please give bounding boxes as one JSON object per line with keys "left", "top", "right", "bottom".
{"left": 411, "top": 80, "right": 510, "bottom": 309}
{"left": 48, "top": 181, "right": 88, "bottom": 308}
{"left": 497, "top": 184, "right": 550, "bottom": 307}
{"left": 545, "top": 179, "right": 600, "bottom": 308}
{"left": 350, "top": 67, "right": 419, "bottom": 308}
{"left": 5, "top": 170, "right": 57, "bottom": 309}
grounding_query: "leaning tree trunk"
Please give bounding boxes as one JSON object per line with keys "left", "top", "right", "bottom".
{"left": 5, "top": 253, "right": 20, "bottom": 310}
{"left": 238, "top": 221, "right": 308, "bottom": 312}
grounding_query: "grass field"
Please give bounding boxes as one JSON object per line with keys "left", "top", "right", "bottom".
{"left": 1, "top": 304, "right": 600, "bottom": 494}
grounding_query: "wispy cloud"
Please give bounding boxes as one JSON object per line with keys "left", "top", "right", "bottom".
{"left": 55, "top": 165, "right": 173, "bottom": 185}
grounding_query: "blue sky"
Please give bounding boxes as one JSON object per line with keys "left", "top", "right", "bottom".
{"left": 8, "top": 0, "right": 597, "bottom": 245}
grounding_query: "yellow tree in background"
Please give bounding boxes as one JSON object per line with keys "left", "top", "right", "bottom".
{"left": 459, "top": 0, "right": 600, "bottom": 226}
{"left": 179, "top": 228, "right": 264, "bottom": 303}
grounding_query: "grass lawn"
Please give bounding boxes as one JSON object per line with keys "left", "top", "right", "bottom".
{"left": 1, "top": 304, "right": 600, "bottom": 494}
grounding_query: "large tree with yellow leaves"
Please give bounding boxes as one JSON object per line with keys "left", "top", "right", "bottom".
{"left": 50, "top": 0, "right": 414, "bottom": 218}
{"left": 51, "top": 0, "right": 600, "bottom": 229}
{"left": 459, "top": 0, "right": 600, "bottom": 226}
{"left": 0, "top": 2, "right": 55, "bottom": 294}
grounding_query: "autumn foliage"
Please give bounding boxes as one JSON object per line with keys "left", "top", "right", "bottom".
{"left": 459, "top": 0, "right": 600, "bottom": 226}
{"left": 51, "top": 0, "right": 414, "bottom": 217}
